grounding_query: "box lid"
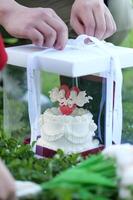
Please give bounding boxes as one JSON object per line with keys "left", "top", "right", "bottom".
{"left": 6, "top": 41, "right": 133, "bottom": 77}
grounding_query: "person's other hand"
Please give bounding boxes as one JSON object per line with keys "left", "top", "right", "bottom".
{"left": 0, "top": 3, "right": 68, "bottom": 49}
{"left": 0, "top": 160, "right": 16, "bottom": 200}
{"left": 70, "top": 0, "right": 116, "bottom": 40}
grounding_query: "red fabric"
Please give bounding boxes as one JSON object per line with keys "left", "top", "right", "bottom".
{"left": 0, "top": 35, "right": 7, "bottom": 70}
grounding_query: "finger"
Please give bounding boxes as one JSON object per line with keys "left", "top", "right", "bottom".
{"left": 81, "top": 10, "right": 96, "bottom": 36}
{"left": 26, "top": 28, "right": 44, "bottom": 46}
{"left": 70, "top": 15, "right": 85, "bottom": 35}
{"left": 103, "top": 13, "right": 114, "bottom": 39}
{"left": 108, "top": 8, "right": 117, "bottom": 34}
{"left": 93, "top": 5, "right": 106, "bottom": 39}
{"left": 36, "top": 22, "right": 56, "bottom": 48}
{"left": 44, "top": 15, "right": 68, "bottom": 50}
{"left": 0, "top": 165, "right": 16, "bottom": 200}
{"left": 54, "top": 19, "right": 68, "bottom": 50}
{"left": 103, "top": 9, "right": 117, "bottom": 39}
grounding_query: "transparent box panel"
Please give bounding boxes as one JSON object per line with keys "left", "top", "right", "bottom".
{"left": 3, "top": 64, "right": 133, "bottom": 147}
{"left": 3, "top": 65, "right": 60, "bottom": 141}
{"left": 3, "top": 65, "right": 29, "bottom": 140}
{"left": 4, "top": 63, "right": 133, "bottom": 149}
{"left": 33, "top": 73, "right": 106, "bottom": 154}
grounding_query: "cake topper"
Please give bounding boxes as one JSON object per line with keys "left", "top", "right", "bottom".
{"left": 49, "top": 85, "right": 92, "bottom": 115}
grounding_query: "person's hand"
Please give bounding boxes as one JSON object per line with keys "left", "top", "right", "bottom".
{"left": 0, "top": 160, "right": 16, "bottom": 200}
{"left": 0, "top": 2, "right": 68, "bottom": 49}
{"left": 70, "top": 0, "right": 117, "bottom": 40}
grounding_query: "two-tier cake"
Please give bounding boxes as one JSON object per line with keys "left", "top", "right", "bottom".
{"left": 37, "top": 85, "right": 99, "bottom": 154}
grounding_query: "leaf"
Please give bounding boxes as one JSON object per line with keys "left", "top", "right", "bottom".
{"left": 0, "top": 135, "right": 118, "bottom": 200}
{"left": 77, "top": 154, "right": 104, "bottom": 169}
{"left": 31, "top": 141, "right": 37, "bottom": 148}
{"left": 43, "top": 169, "right": 116, "bottom": 189}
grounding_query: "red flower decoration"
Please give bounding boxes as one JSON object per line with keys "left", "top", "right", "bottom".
{"left": 59, "top": 85, "right": 80, "bottom": 115}
{"left": 60, "top": 105, "right": 76, "bottom": 116}
{"left": 0, "top": 35, "right": 7, "bottom": 70}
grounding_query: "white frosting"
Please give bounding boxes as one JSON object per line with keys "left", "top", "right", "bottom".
{"left": 38, "top": 107, "right": 98, "bottom": 153}
{"left": 49, "top": 88, "right": 92, "bottom": 107}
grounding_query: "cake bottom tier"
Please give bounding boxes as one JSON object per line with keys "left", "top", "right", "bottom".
{"left": 36, "top": 136, "right": 99, "bottom": 154}
{"left": 24, "top": 138, "right": 104, "bottom": 158}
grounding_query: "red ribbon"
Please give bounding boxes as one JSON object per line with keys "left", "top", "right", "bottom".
{"left": 0, "top": 35, "right": 7, "bottom": 70}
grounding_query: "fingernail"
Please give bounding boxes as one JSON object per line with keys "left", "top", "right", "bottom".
{"left": 55, "top": 45, "right": 64, "bottom": 50}
{"left": 33, "top": 43, "right": 43, "bottom": 48}
{"left": 84, "top": 38, "right": 92, "bottom": 44}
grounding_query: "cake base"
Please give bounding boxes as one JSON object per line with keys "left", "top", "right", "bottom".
{"left": 24, "top": 138, "right": 104, "bottom": 158}
{"left": 36, "top": 144, "right": 104, "bottom": 158}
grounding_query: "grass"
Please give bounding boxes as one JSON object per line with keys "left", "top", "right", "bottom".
{"left": 121, "top": 30, "right": 133, "bottom": 142}
{"left": 121, "top": 30, "right": 133, "bottom": 48}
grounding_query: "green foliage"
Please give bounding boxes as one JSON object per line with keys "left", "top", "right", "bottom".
{"left": 0, "top": 134, "right": 84, "bottom": 199}
{"left": 43, "top": 154, "right": 118, "bottom": 200}
{"left": 0, "top": 135, "right": 82, "bottom": 183}
{"left": 0, "top": 134, "right": 119, "bottom": 200}
{"left": 41, "top": 71, "right": 60, "bottom": 96}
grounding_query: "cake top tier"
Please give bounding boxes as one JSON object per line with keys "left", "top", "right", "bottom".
{"left": 49, "top": 85, "right": 92, "bottom": 115}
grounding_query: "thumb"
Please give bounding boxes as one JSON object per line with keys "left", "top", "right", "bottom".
{"left": 27, "top": 28, "right": 44, "bottom": 47}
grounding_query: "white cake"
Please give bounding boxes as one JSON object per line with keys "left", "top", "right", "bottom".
{"left": 37, "top": 85, "right": 99, "bottom": 153}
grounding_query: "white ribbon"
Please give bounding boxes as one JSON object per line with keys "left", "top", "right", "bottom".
{"left": 27, "top": 49, "right": 53, "bottom": 145}
{"left": 27, "top": 35, "right": 123, "bottom": 147}
{"left": 87, "top": 36, "right": 123, "bottom": 145}
{"left": 27, "top": 56, "right": 40, "bottom": 144}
